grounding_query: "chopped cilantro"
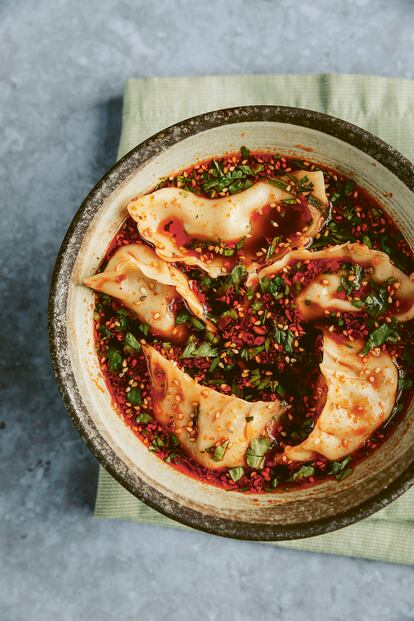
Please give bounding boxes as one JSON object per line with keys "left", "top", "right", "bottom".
{"left": 338, "top": 264, "right": 364, "bottom": 297}
{"left": 199, "top": 275, "right": 215, "bottom": 290}
{"left": 98, "top": 325, "right": 111, "bottom": 338}
{"left": 336, "top": 467, "right": 353, "bottom": 480}
{"left": 211, "top": 440, "right": 230, "bottom": 462}
{"left": 124, "top": 332, "right": 141, "bottom": 353}
{"left": 208, "top": 357, "right": 220, "bottom": 374}
{"left": 344, "top": 179, "right": 355, "bottom": 195}
{"left": 98, "top": 293, "right": 113, "bottom": 307}
{"left": 200, "top": 158, "right": 259, "bottom": 196}
{"left": 127, "top": 387, "right": 142, "bottom": 406}
{"left": 229, "top": 466, "right": 245, "bottom": 482}
{"left": 116, "top": 313, "right": 128, "bottom": 331}
{"left": 240, "top": 145, "right": 250, "bottom": 160}
{"left": 246, "top": 286, "right": 256, "bottom": 300}
{"left": 288, "top": 465, "right": 315, "bottom": 482}
{"left": 139, "top": 323, "right": 150, "bottom": 337}
{"left": 275, "top": 384, "right": 287, "bottom": 398}
{"left": 236, "top": 236, "right": 246, "bottom": 251}
{"left": 181, "top": 335, "right": 218, "bottom": 358}
{"left": 264, "top": 476, "right": 279, "bottom": 492}
{"left": 229, "top": 264, "right": 247, "bottom": 293}
{"left": 107, "top": 348, "right": 123, "bottom": 373}
{"left": 190, "top": 316, "right": 205, "bottom": 331}
{"left": 175, "top": 310, "right": 190, "bottom": 324}
{"left": 362, "top": 322, "right": 400, "bottom": 355}
{"left": 329, "top": 456, "right": 352, "bottom": 479}
{"left": 136, "top": 412, "right": 153, "bottom": 424}
{"left": 246, "top": 437, "right": 272, "bottom": 468}
{"left": 311, "top": 221, "right": 353, "bottom": 248}
{"left": 265, "top": 236, "right": 282, "bottom": 261}
{"left": 274, "top": 326, "right": 295, "bottom": 353}
{"left": 362, "top": 283, "right": 390, "bottom": 318}
{"left": 222, "top": 309, "right": 238, "bottom": 320}
{"left": 248, "top": 344, "right": 265, "bottom": 359}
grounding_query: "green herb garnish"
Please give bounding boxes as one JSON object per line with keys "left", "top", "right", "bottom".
{"left": 98, "top": 325, "right": 111, "bottom": 338}
{"left": 240, "top": 145, "right": 250, "bottom": 160}
{"left": 181, "top": 335, "right": 218, "bottom": 358}
{"left": 288, "top": 465, "right": 315, "bottom": 482}
{"left": 274, "top": 326, "right": 295, "bottom": 353}
{"left": 265, "top": 236, "right": 282, "bottom": 261}
{"left": 222, "top": 309, "right": 238, "bottom": 320}
{"left": 175, "top": 310, "right": 190, "bottom": 324}
{"left": 124, "top": 332, "right": 141, "bottom": 352}
{"left": 246, "top": 437, "right": 272, "bottom": 468}
{"left": 107, "top": 348, "right": 123, "bottom": 373}
{"left": 136, "top": 412, "right": 153, "bottom": 424}
{"left": 200, "top": 159, "right": 258, "bottom": 196}
{"left": 228, "top": 264, "right": 247, "bottom": 293}
{"left": 190, "top": 316, "right": 205, "bottom": 331}
{"left": 211, "top": 440, "right": 230, "bottom": 462}
{"left": 208, "top": 357, "right": 220, "bottom": 374}
{"left": 229, "top": 466, "right": 245, "bottom": 482}
{"left": 329, "top": 456, "right": 353, "bottom": 480}
{"left": 264, "top": 475, "right": 279, "bottom": 492}
{"left": 139, "top": 323, "right": 150, "bottom": 337}
{"left": 362, "top": 322, "right": 400, "bottom": 355}
{"left": 127, "top": 387, "right": 142, "bottom": 406}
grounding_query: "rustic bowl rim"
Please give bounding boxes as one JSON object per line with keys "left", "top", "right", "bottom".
{"left": 49, "top": 105, "right": 414, "bottom": 541}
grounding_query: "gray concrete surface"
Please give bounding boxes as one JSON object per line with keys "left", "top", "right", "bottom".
{"left": 1, "top": 0, "right": 414, "bottom": 619}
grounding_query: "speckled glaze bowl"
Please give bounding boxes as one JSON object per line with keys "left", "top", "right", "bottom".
{"left": 49, "top": 106, "right": 414, "bottom": 540}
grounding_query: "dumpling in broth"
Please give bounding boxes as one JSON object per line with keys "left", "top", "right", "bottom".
{"left": 256, "top": 243, "right": 414, "bottom": 322}
{"left": 283, "top": 332, "right": 398, "bottom": 462}
{"left": 144, "top": 344, "right": 289, "bottom": 469}
{"left": 128, "top": 171, "right": 327, "bottom": 278}
{"left": 84, "top": 244, "right": 213, "bottom": 340}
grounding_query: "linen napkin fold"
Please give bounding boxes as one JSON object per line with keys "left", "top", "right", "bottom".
{"left": 95, "top": 74, "right": 414, "bottom": 565}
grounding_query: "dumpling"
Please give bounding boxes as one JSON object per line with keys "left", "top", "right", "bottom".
{"left": 84, "top": 244, "right": 213, "bottom": 340}
{"left": 256, "top": 242, "right": 414, "bottom": 321}
{"left": 144, "top": 344, "right": 289, "bottom": 469}
{"left": 283, "top": 332, "right": 398, "bottom": 462}
{"left": 127, "top": 171, "right": 327, "bottom": 278}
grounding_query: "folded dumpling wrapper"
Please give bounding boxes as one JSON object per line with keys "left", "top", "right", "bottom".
{"left": 84, "top": 244, "right": 213, "bottom": 339}
{"left": 128, "top": 172, "right": 327, "bottom": 278}
{"left": 283, "top": 332, "right": 398, "bottom": 462}
{"left": 144, "top": 344, "right": 289, "bottom": 469}
{"left": 256, "top": 243, "right": 414, "bottom": 322}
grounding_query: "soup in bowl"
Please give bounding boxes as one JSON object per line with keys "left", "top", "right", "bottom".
{"left": 49, "top": 106, "right": 414, "bottom": 540}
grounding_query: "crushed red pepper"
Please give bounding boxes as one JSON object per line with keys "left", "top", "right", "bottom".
{"left": 92, "top": 148, "right": 414, "bottom": 493}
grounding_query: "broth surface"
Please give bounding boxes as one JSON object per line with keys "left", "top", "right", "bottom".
{"left": 91, "top": 149, "right": 414, "bottom": 493}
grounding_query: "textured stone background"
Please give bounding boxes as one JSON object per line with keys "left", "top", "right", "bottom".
{"left": 1, "top": 0, "right": 414, "bottom": 619}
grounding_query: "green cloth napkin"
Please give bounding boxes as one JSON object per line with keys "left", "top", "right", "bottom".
{"left": 95, "top": 74, "right": 414, "bottom": 565}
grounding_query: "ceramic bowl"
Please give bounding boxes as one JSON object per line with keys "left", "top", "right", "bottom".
{"left": 49, "top": 106, "right": 414, "bottom": 540}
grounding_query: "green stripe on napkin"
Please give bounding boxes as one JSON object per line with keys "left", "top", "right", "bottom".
{"left": 95, "top": 74, "right": 414, "bottom": 565}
